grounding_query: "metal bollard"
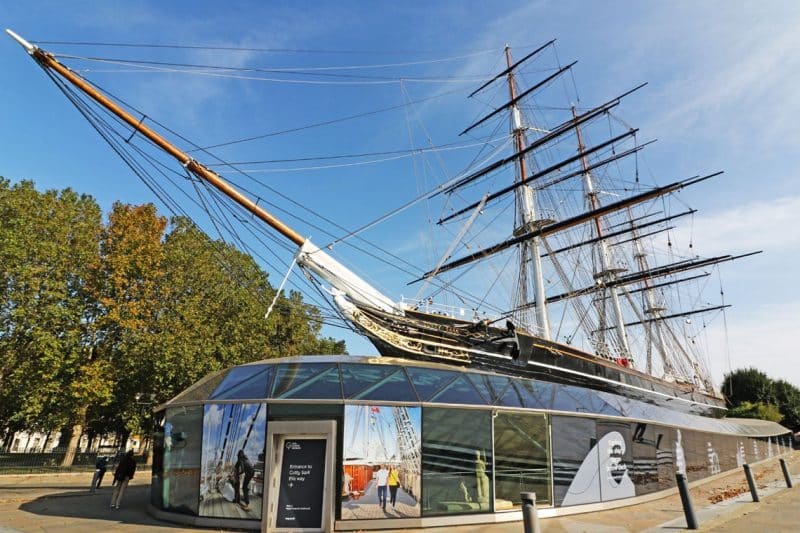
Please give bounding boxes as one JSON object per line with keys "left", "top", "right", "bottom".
{"left": 743, "top": 464, "right": 760, "bottom": 502}
{"left": 520, "top": 491, "right": 541, "bottom": 533}
{"left": 676, "top": 472, "right": 698, "bottom": 530}
{"left": 779, "top": 458, "right": 793, "bottom": 488}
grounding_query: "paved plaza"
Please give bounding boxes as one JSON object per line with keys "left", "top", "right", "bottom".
{"left": 1, "top": 453, "right": 799, "bottom": 532}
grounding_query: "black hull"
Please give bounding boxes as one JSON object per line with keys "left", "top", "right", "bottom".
{"left": 351, "top": 306, "right": 727, "bottom": 418}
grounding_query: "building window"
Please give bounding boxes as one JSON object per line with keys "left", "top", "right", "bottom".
{"left": 493, "top": 411, "right": 551, "bottom": 509}
{"left": 422, "top": 407, "right": 492, "bottom": 515}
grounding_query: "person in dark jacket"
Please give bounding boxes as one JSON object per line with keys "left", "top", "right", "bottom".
{"left": 91, "top": 456, "right": 108, "bottom": 493}
{"left": 233, "top": 449, "right": 255, "bottom": 510}
{"left": 110, "top": 450, "right": 137, "bottom": 509}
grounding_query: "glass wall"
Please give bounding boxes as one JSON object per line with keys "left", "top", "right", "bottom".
{"left": 340, "top": 405, "right": 421, "bottom": 520}
{"left": 493, "top": 411, "right": 551, "bottom": 509}
{"left": 422, "top": 407, "right": 493, "bottom": 515}
{"left": 162, "top": 405, "right": 203, "bottom": 515}
{"left": 199, "top": 403, "right": 267, "bottom": 520}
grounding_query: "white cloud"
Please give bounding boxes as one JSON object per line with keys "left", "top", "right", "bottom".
{"left": 671, "top": 195, "right": 800, "bottom": 257}
{"left": 705, "top": 301, "right": 800, "bottom": 387}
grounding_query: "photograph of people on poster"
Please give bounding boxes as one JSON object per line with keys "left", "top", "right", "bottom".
{"left": 199, "top": 403, "right": 266, "bottom": 519}
{"left": 341, "top": 405, "right": 421, "bottom": 519}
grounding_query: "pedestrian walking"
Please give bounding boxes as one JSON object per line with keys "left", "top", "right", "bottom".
{"left": 110, "top": 450, "right": 137, "bottom": 509}
{"left": 90, "top": 456, "right": 108, "bottom": 493}
{"left": 375, "top": 464, "right": 389, "bottom": 509}
{"left": 388, "top": 465, "right": 400, "bottom": 508}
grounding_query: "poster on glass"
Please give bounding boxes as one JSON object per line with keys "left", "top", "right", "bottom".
{"left": 341, "top": 405, "right": 421, "bottom": 519}
{"left": 199, "top": 403, "right": 267, "bottom": 519}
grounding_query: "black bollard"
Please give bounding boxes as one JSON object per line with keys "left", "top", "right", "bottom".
{"left": 743, "top": 464, "right": 760, "bottom": 502}
{"left": 676, "top": 472, "right": 698, "bottom": 530}
{"left": 779, "top": 458, "right": 793, "bottom": 488}
{"left": 520, "top": 491, "right": 540, "bottom": 533}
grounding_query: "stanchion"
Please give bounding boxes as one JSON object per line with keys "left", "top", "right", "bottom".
{"left": 779, "top": 458, "right": 793, "bottom": 488}
{"left": 520, "top": 491, "right": 541, "bottom": 533}
{"left": 743, "top": 464, "right": 760, "bottom": 502}
{"left": 676, "top": 472, "right": 698, "bottom": 529}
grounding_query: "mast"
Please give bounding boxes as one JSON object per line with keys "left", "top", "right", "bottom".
{"left": 504, "top": 45, "right": 551, "bottom": 340}
{"left": 7, "top": 29, "right": 399, "bottom": 315}
{"left": 571, "top": 106, "right": 630, "bottom": 359}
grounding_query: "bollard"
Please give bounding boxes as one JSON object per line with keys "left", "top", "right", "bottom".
{"left": 779, "top": 458, "right": 793, "bottom": 488}
{"left": 676, "top": 472, "right": 698, "bottom": 530}
{"left": 520, "top": 491, "right": 541, "bottom": 533}
{"left": 743, "top": 464, "right": 760, "bottom": 502}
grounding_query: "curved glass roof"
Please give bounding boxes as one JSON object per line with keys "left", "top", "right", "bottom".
{"left": 159, "top": 355, "right": 788, "bottom": 438}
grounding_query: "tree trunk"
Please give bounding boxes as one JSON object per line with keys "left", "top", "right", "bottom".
{"left": 1, "top": 430, "right": 14, "bottom": 452}
{"left": 60, "top": 407, "right": 87, "bottom": 467}
{"left": 41, "top": 431, "right": 52, "bottom": 452}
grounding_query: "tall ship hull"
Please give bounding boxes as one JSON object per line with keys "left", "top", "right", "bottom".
{"left": 351, "top": 304, "right": 727, "bottom": 417}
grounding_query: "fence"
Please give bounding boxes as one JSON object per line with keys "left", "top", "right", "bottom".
{"left": 0, "top": 448, "right": 144, "bottom": 474}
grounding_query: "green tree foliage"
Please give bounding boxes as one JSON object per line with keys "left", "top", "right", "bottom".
{"left": 0, "top": 179, "right": 104, "bottom": 451}
{"left": 722, "top": 367, "right": 800, "bottom": 430}
{"left": 0, "top": 179, "right": 346, "bottom": 457}
{"left": 727, "top": 401, "right": 783, "bottom": 423}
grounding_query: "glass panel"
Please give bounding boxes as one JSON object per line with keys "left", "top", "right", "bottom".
{"left": 493, "top": 412, "right": 551, "bottom": 510}
{"left": 210, "top": 365, "right": 273, "bottom": 400}
{"left": 341, "top": 405, "right": 421, "bottom": 519}
{"left": 170, "top": 369, "right": 227, "bottom": 403}
{"left": 199, "top": 403, "right": 267, "bottom": 519}
{"left": 341, "top": 364, "right": 400, "bottom": 398}
{"left": 406, "top": 367, "right": 459, "bottom": 401}
{"left": 503, "top": 379, "right": 552, "bottom": 409}
{"left": 630, "top": 423, "right": 660, "bottom": 496}
{"left": 654, "top": 426, "right": 676, "bottom": 491}
{"left": 271, "top": 363, "right": 342, "bottom": 399}
{"left": 163, "top": 405, "right": 203, "bottom": 515}
{"left": 353, "top": 369, "right": 417, "bottom": 402}
{"left": 551, "top": 416, "right": 597, "bottom": 507}
{"left": 150, "top": 412, "right": 166, "bottom": 508}
{"left": 430, "top": 375, "right": 489, "bottom": 405}
{"left": 422, "top": 407, "right": 492, "bottom": 516}
{"left": 467, "top": 374, "right": 511, "bottom": 404}
{"left": 595, "top": 421, "right": 635, "bottom": 502}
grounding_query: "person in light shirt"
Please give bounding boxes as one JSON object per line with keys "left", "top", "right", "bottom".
{"left": 374, "top": 464, "right": 389, "bottom": 509}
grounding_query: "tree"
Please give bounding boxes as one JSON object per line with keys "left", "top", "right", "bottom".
{"left": 1, "top": 180, "right": 348, "bottom": 460}
{"left": 721, "top": 368, "right": 775, "bottom": 407}
{"left": 0, "top": 179, "right": 104, "bottom": 460}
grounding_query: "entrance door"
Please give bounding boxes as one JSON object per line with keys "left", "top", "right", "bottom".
{"left": 263, "top": 420, "right": 336, "bottom": 533}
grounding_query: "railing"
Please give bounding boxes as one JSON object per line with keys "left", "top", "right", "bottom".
{"left": 400, "top": 298, "right": 546, "bottom": 336}
{"left": 0, "top": 448, "right": 142, "bottom": 474}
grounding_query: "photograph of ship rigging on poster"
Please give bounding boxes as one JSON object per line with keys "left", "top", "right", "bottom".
{"left": 341, "top": 405, "right": 421, "bottom": 519}
{"left": 199, "top": 403, "right": 266, "bottom": 519}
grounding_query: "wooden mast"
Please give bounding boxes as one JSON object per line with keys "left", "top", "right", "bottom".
{"left": 10, "top": 31, "right": 305, "bottom": 247}
{"left": 504, "top": 45, "right": 551, "bottom": 340}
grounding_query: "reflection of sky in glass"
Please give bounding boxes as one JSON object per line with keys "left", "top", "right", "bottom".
{"left": 201, "top": 403, "right": 266, "bottom": 486}
{"left": 343, "top": 405, "right": 421, "bottom": 463}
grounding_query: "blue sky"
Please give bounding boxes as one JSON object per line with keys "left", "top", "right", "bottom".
{"left": 3, "top": 1, "right": 799, "bottom": 388}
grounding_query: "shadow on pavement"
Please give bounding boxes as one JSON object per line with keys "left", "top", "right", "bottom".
{"left": 18, "top": 485, "right": 188, "bottom": 529}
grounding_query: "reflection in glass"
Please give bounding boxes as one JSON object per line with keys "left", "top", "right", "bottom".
{"left": 630, "top": 423, "right": 660, "bottom": 495}
{"left": 210, "top": 365, "right": 273, "bottom": 400}
{"left": 551, "top": 416, "right": 596, "bottom": 506}
{"left": 163, "top": 406, "right": 203, "bottom": 515}
{"left": 430, "top": 375, "right": 490, "bottom": 405}
{"left": 493, "top": 412, "right": 551, "bottom": 509}
{"left": 341, "top": 405, "right": 421, "bottom": 519}
{"left": 199, "top": 403, "right": 267, "bottom": 519}
{"left": 422, "top": 407, "right": 492, "bottom": 515}
{"left": 272, "top": 363, "right": 342, "bottom": 399}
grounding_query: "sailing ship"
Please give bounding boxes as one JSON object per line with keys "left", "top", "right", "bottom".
{"left": 7, "top": 30, "right": 755, "bottom": 419}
